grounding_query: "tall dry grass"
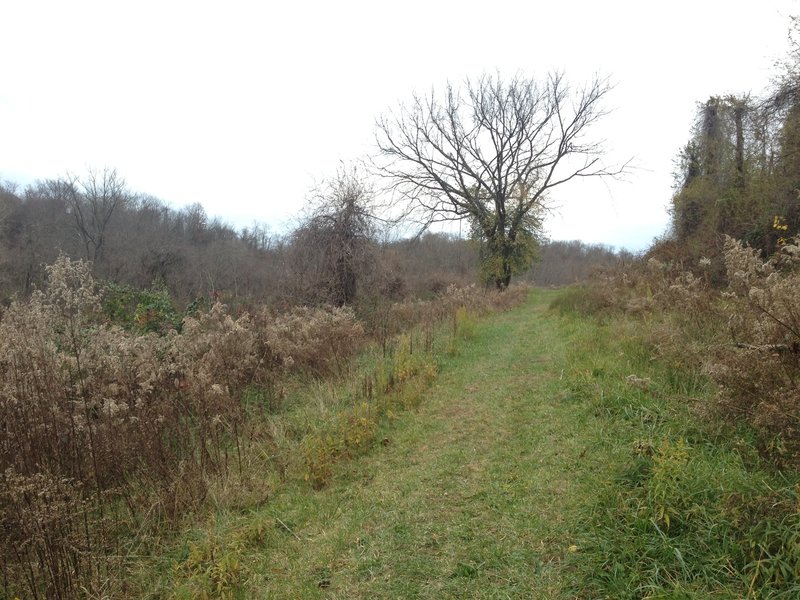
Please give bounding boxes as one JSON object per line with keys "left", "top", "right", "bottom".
{"left": 0, "top": 257, "right": 368, "bottom": 598}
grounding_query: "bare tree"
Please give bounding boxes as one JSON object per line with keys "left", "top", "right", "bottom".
{"left": 0, "top": 179, "right": 18, "bottom": 223}
{"left": 2, "top": 182, "right": 75, "bottom": 297}
{"left": 60, "top": 168, "right": 130, "bottom": 268}
{"left": 0, "top": 180, "right": 22, "bottom": 299}
{"left": 375, "top": 72, "right": 622, "bottom": 288}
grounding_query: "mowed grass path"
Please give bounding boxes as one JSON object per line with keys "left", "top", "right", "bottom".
{"left": 193, "top": 291, "right": 618, "bottom": 598}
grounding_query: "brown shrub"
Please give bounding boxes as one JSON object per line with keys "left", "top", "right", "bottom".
{"left": 257, "top": 305, "right": 365, "bottom": 377}
{"left": 705, "top": 237, "right": 800, "bottom": 464}
{"left": 0, "top": 259, "right": 272, "bottom": 597}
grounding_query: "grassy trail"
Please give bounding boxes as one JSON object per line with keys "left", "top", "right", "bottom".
{"left": 159, "top": 288, "right": 800, "bottom": 600}
{"left": 212, "top": 289, "right": 614, "bottom": 599}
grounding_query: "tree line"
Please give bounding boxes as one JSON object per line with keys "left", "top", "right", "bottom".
{"left": 0, "top": 169, "right": 477, "bottom": 308}
{"left": 0, "top": 166, "right": 625, "bottom": 309}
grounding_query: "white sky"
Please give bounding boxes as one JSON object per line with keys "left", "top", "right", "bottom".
{"left": 1, "top": 0, "right": 797, "bottom": 251}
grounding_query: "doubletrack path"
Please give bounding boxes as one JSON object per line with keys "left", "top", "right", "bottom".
{"left": 248, "top": 291, "right": 614, "bottom": 598}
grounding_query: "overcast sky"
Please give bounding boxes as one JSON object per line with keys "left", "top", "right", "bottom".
{"left": 1, "top": 0, "right": 797, "bottom": 251}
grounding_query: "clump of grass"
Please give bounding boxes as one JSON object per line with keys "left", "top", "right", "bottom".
{"left": 549, "top": 283, "right": 616, "bottom": 317}
{"left": 170, "top": 515, "right": 277, "bottom": 600}
{"left": 454, "top": 306, "right": 477, "bottom": 340}
{"left": 301, "top": 402, "right": 379, "bottom": 489}
{"left": 577, "top": 436, "right": 800, "bottom": 599}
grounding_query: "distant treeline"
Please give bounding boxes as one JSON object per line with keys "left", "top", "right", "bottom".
{"left": 526, "top": 240, "right": 633, "bottom": 287}
{"left": 0, "top": 170, "right": 627, "bottom": 308}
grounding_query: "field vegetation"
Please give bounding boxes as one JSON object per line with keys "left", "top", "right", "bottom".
{"left": 0, "top": 158, "right": 619, "bottom": 598}
{"left": 3, "top": 18, "right": 800, "bottom": 599}
{"left": 0, "top": 250, "right": 531, "bottom": 598}
{"left": 552, "top": 235, "right": 800, "bottom": 599}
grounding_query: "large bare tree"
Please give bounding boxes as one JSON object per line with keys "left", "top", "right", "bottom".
{"left": 376, "top": 72, "right": 621, "bottom": 288}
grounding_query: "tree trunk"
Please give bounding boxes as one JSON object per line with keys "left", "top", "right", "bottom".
{"left": 734, "top": 103, "right": 745, "bottom": 188}
{"left": 494, "top": 258, "right": 512, "bottom": 290}
{"left": 494, "top": 275, "right": 511, "bottom": 290}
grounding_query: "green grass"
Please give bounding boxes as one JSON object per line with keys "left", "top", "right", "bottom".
{"left": 554, "top": 297, "right": 800, "bottom": 600}
{"left": 131, "top": 288, "right": 800, "bottom": 599}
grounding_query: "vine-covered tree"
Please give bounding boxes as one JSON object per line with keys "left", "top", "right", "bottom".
{"left": 665, "top": 17, "right": 800, "bottom": 264}
{"left": 376, "top": 72, "right": 620, "bottom": 289}
{"left": 290, "top": 167, "right": 381, "bottom": 306}
{"left": 669, "top": 88, "right": 797, "bottom": 259}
